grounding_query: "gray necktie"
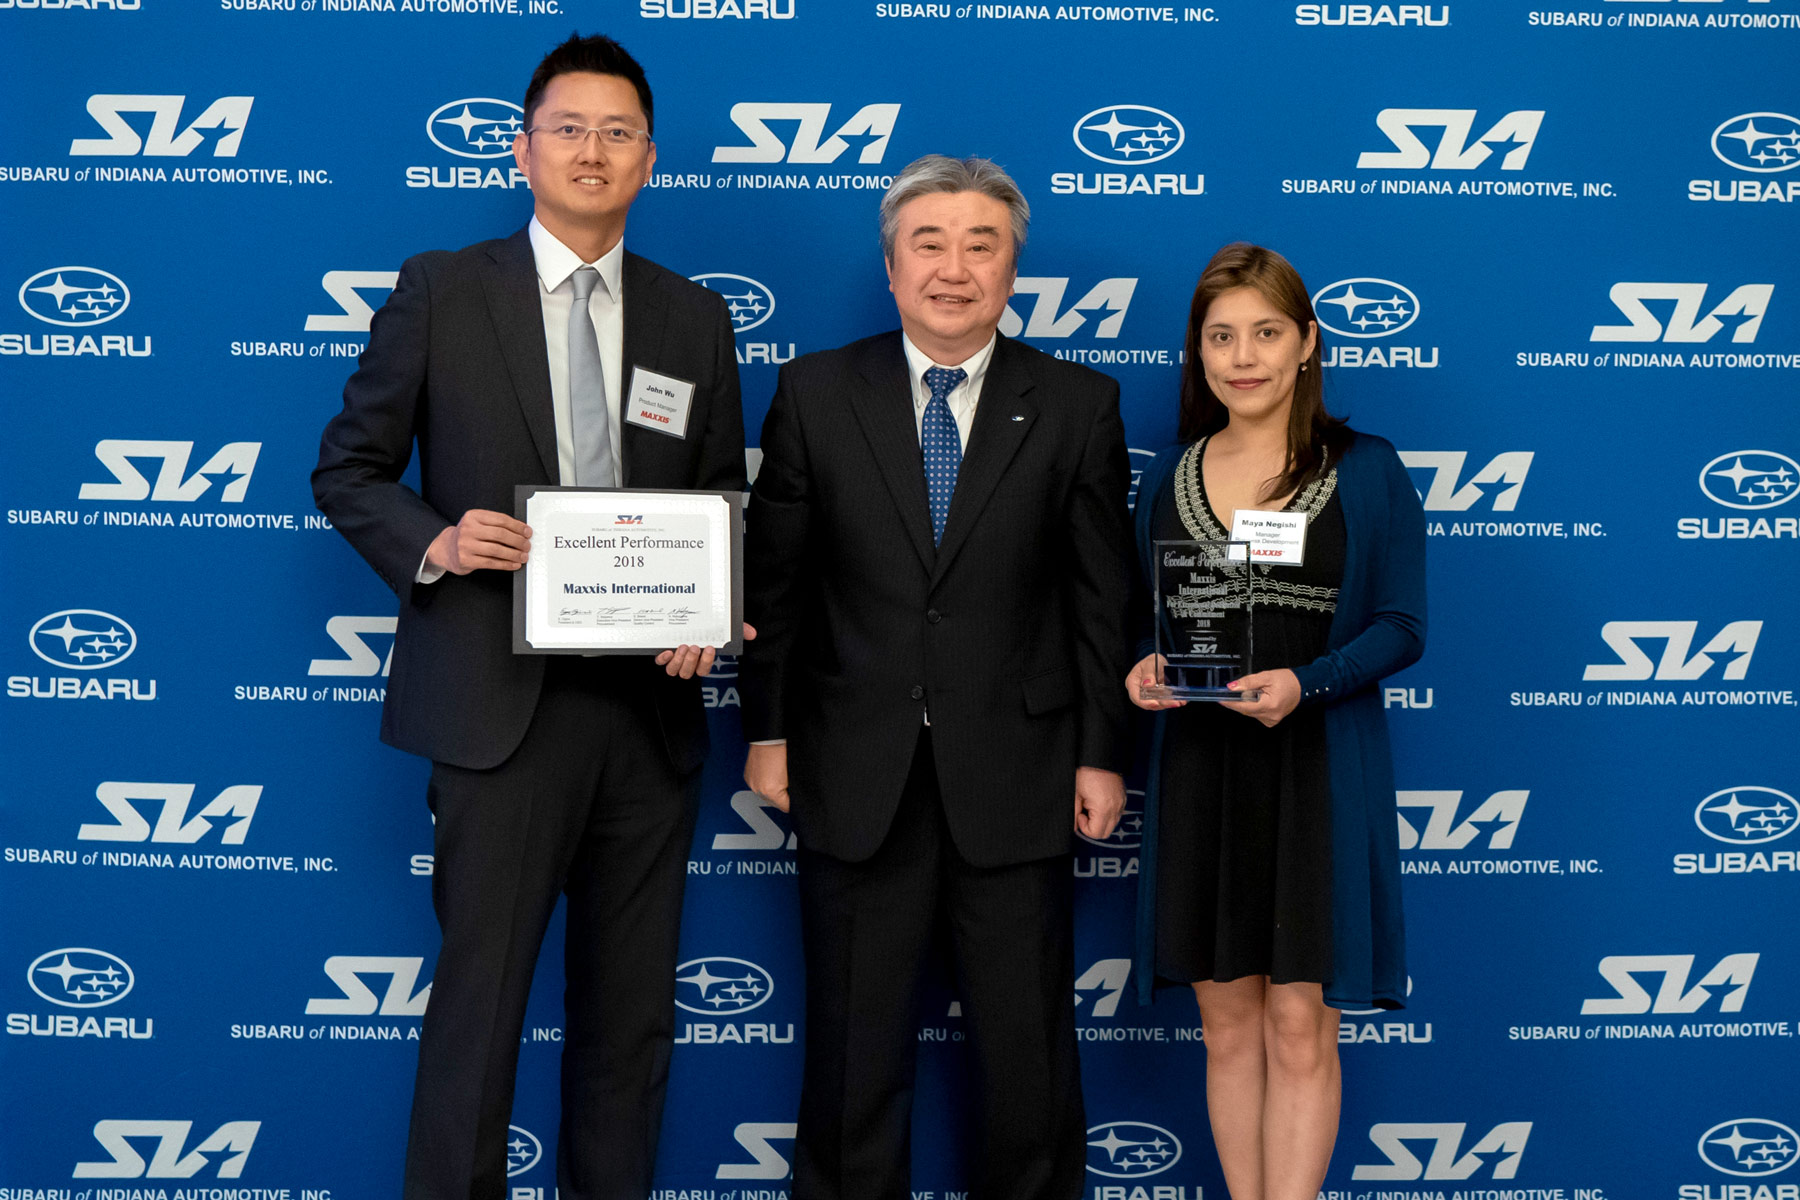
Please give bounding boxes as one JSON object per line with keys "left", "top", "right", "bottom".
{"left": 568, "top": 267, "right": 616, "bottom": 487}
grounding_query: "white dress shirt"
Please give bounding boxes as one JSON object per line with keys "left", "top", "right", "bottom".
{"left": 417, "top": 217, "right": 626, "bottom": 583}
{"left": 752, "top": 331, "right": 998, "bottom": 744}
{"left": 900, "top": 331, "right": 995, "bottom": 450}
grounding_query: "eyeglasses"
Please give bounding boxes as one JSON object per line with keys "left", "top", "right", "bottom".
{"left": 527, "top": 123, "right": 650, "bottom": 147}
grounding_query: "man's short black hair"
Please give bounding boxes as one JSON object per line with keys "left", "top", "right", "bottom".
{"left": 523, "top": 33, "right": 654, "bottom": 135}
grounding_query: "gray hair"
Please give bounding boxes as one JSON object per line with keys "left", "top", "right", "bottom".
{"left": 878, "top": 154, "right": 1030, "bottom": 263}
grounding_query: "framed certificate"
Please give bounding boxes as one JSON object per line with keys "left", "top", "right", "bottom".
{"left": 512, "top": 486, "right": 744, "bottom": 656}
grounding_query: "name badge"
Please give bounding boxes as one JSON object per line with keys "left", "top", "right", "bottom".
{"left": 625, "top": 366, "right": 696, "bottom": 439}
{"left": 1230, "top": 508, "right": 1308, "bottom": 566}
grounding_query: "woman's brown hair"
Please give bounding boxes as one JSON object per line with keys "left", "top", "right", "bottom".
{"left": 1178, "top": 242, "right": 1351, "bottom": 502}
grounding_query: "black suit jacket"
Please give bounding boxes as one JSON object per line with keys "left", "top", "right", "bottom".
{"left": 740, "top": 331, "right": 1132, "bottom": 868}
{"left": 313, "top": 227, "right": 746, "bottom": 772}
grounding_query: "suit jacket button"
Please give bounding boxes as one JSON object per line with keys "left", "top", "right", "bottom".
{"left": 926, "top": 609, "right": 941, "bottom": 624}
{"left": 910, "top": 685, "right": 925, "bottom": 701}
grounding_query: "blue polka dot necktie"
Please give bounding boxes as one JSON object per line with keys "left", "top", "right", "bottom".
{"left": 921, "top": 366, "right": 966, "bottom": 545}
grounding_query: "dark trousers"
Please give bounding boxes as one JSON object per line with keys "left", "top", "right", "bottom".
{"left": 793, "top": 730, "right": 1085, "bottom": 1200}
{"left": 403, "top": 658, "right": 699, "bottom": 1200}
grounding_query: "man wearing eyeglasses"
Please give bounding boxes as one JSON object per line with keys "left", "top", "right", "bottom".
{"left": 313, "top": 33, "right": 745, "bottom": 1200}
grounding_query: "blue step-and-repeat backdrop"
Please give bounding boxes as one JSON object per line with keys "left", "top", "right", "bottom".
{"left": 3, "top": 2, "right": 1797, "bottom": 1198}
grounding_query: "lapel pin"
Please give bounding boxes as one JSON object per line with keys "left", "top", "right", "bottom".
{"left": 1011, "top": 414, "right": 1024, "bottom": 422}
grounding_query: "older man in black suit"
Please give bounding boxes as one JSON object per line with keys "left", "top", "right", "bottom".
{"left": 312, "top": 34, "right": 744, "bottom": 1200}
{"left": 741, "top": 155, "right": 1133, "bottom": 1200}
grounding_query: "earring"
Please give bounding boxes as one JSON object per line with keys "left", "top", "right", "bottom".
{"left": 1300, "top": 363, "right": 1308, "bottom": 372}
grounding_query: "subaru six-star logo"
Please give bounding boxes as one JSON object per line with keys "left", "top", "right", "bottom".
{"left": 506, "top": 1125, "right": 542, "bottom": 1176}
{"left": 675, "top": 957, "right": 773, "bottom": 1015}
{"left": 27, "top": 948, "right": 135, "bottom": 1009}
{"left": 1699, "top": 451, "right": 1799, "bottom": 510}
{"left": 1086, "top": 1121, "right": 1181, "bottom": 1178}
{"left": 1698, "top": 1118, "right": 1799, "bottom": 1176}
{"left": 690, "top": 273, "right": 776, "bottom": 333}
{"left": 1074, "top": 106, "right": 1185, "bottom": 166}
{"left": 1077, "top": 791, "right": 1144, "bottom": 850}
{"left": 705, "top": 651, "right": 739, "bottom": 680}
{"left": 29, "top": 610, "right": 138, "bottom": 671}
{"left": 427, "top": 98, "right": 525, "bottom": 159}
{"left": 1712, "top": 113, "right": 1800, "bottom": 174}
{"left": 1695, "top": 787, "right": 1799, "bottom": 846}
{"left": 1312, "top": 278, "right": 1420, "bottom": 339}
{"left": 19, "top": 267, "right": 130, "bottom": 328}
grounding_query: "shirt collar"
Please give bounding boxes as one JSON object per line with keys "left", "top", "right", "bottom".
{"left": 899, "top": 331, "right": 997, "bottom": 402}
{"left": 528, "top": 215, "right": 625, "bottom": 299}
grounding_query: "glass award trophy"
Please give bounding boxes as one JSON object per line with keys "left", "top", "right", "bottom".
{"left": 1142, "top": 539, "right": 1259, "bottom": 702}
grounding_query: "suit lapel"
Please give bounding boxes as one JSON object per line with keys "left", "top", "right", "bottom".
{"left": 932, "top": 335, "right": 1039, "bottom": 584}
{"left": 619, "top": 252, "right": 672, "bottom": 488}
{"left": 849, "top": 334, "right": 936, "bottom": 572}
{"left": 481, "top": 229, "right": 558, "bottom": 481}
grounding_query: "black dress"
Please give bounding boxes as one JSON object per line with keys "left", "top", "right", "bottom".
{"left": 1153, "top": 437, "right": 1347, "bottom": 988}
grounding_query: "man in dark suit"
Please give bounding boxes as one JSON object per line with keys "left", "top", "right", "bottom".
{"left": 312, "top": 35, "right": 744, "bottom": 1200}
{"left": 740, "top": 155, "right": 1132, "bottom": 1200}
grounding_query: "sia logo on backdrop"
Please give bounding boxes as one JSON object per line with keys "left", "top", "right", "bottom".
{"left": 304, "top": 957, "right": 431, "bottom": 1017}
{"left": 1353, "top": 1123, "right": 1531, "bottom": 1180}
{"left": 74, "top": 1121, "right": 260, "bottom": 1180}
{"left": 18, "top": 267, "right": 129, "bottom": 327}
{"left": 1582, "top": 621, "right": 1760, "bottom": 682}
{"left": 1589, "top": 284, "right": 1772, "bottom": 343}
{"left": 79, "top": 440, "right": 261, "bottom": 504}
{"left": 307, "top": 616, "right": 397, "bottom": 678}
{"left": 1697, "top": 1118, "right": 1800, "bottom": 1177}
{"left": 29, "top": 610, "right": 136, "bottom": 670}
{"left": 507, "top": 1126, "right": 543, "bottom": 1177}
{"left": 1694, "top": 787, "right": 1799, "bottom": 846}
{"left": 76, "top": 783, "right": 262, "bottom": 845}
{"left": 1356, "top": 109, "right": 1543, "bottom": 171}
{"left": 716, "top": 1123, "right": 797, "bottom": 1182}
{"left": 1072, "top": 959, "right": 1132, "bottom": 1018}
{"left": 69, "top": 96, "right": 253, "bottom": 158}
{"left": 1396, "top": 791, "right": 1528, "bottom": 851}
{"left": 1000, "top": 278, "right": 1136, "bottom": 340}
{"left": 690, "top": 274, "right": 775, "bottom": 333}
{"left": 1400, "top": 452, "right": 1533, "bottom": 512}
{"left": 711, "top": 103, "right": 900, "bottom": 164}
{"left": 425, "top": 99, "right": 523, "bottom": 158}
{"left": 674, "top": 957, "right": 774, "bottom": 1015}
{"left": 27, "top": 949, "right": 134, "bottom": 1008}
{"left": 1581, "top": 953, "right": 1758, "bottom": 1015}
{"left": 1698, "top": 451, "right": 1800, "bottom": 510}
{"left": 305, "top": 271, "right": 398, "bottom": 333}
{"left": 1085, "top": 1121, "right": 1182, "bottom": 1179}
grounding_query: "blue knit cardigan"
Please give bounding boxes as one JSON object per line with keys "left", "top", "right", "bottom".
{"left": 1132, "top": 432, "right": 1427, "bottom": 1009}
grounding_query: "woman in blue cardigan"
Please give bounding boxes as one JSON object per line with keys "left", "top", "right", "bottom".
{"left": 1126, "top": 243, "right": 1426, "bottom": 1200}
